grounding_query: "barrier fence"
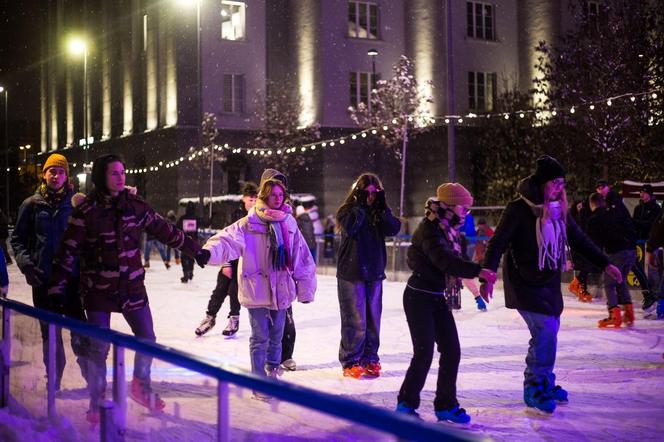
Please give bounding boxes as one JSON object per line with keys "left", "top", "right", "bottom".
{"left": 0, "top": 297, "right": 479, "bottom": 442}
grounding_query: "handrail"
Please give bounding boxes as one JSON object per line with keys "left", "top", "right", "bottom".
{"left": 0, "top": 298, "right": 479, "bottom": 442}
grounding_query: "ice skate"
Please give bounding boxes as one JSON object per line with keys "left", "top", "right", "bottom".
{"left": 576, "top": 284, "right": 593, "bottom": 303}
{"left": 524, "top": 383, "right": 556, "bottom": 414}
{"left": 222, "top": 315, "right": 239, "bottom": 336}
{"left": 435, "top": 405, "right": 471, "bottom": 424}
{"left": 622, "top": 304, "right": 635, "bottom": 327}
{"left": 130, "top": 378, "right": 165, "bottom": 411}
{"left": 280, "top": 358, "right": 297, "bottom": 371}
{"left": 395, "top": 402, "right": 420, "bottom": 419}
{"left": 642, "top": 290, "right": 657, "bottom": 312}
{"left": 568, "top": 277, "right": 580, "bottom": 296}
{"left": 363, "top": 361, "right": 381, "bottom": 378}
{"left": 598, "top": 306, "right": 622, "bottom": 328}
{"left": 342, "top": 364, "right": 365, "bottom": 379}
{"left": 195, "top": 314, "right": 216, "bottom": 336}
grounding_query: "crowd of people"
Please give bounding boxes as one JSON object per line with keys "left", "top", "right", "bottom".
{"left": 1, "top": 151, "right": 662, "bottom": 425}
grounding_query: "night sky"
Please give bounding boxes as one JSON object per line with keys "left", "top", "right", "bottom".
{"left": 0, "top": 0, "right": 45, "bottom": 150}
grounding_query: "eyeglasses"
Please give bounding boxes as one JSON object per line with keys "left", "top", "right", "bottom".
{"left": 452, "top": 206, "right": 471, "bottom": 215}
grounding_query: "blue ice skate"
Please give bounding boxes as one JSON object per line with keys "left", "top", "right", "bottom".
{"left": 435, "top": 405, "right": 471, "bottom": 424}
{"left": 395, "top": 402, "right": 420, "bottom": 419}
{"left": 548, "top": 385, "right": 569, "bottom": 403}
{"left": 524, "top": 384, "right": 556, "bottom": 414}
{"left": 475, "top": 296, "right": 487, "bottom": 311}
{"left": 657, "top": 299, "right": 664, "bottom": 319}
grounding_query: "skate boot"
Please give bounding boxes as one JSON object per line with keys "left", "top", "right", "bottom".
{"left": 577, "top": 284, "right": 593, "bottom": 303}
{"left": 568, "top": 277, "right": 580, "bottom": 296}
{"left": 475, "top": 296, "right": 487, "bottom": 311}
{"left": 130, "top": 378, "right": 165, "bottom": 411}
{"left": 544, "top": 379, "right": 569, "bottom": 403}
{"left": 435, "top": 405, "right": 471, "bottom": 424}
{"left": 642, "top": 290, "right": 657, "bottom": 312}
{"left": 524, "top": 383, "right": 556, "bottom": 414}
{"left": 164, "top": 261, "right": 171, "bottom": 269}
{"left": 280, "top": 359, "right": 297, "bottom": 371}
{"left": 222, "top": 315, "right": 239, "bottom": 336}
{"left": 175, "top": 258, "right": 181, "bottom": 265}
{"left": 622, "top": 304, "right": 635, "bottom": 327}
{"left": 598, "top": 306, "right": 622, "bottom": 328}
{"left": 342, "top": 364, "right": 365, "bottom": 379}
{"left": 195, "top": 314, "right": 216, "bottom": 336}
{"left": 143, "top": 261, "right": 150, "bottom": 268}
{"left": 363, "top": 362, "right": 381, "bottom": 378}
{"left": 658, "top": 299, "right": 664, "bottom": 319}
{"left": 395, "top": 402, "right": 420, "bottom": 419}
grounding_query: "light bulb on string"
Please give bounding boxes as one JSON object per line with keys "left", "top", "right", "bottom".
{"left": 570, "top": 107, "right": 575, "bottom": 114}
{"left": 361, "top": 133, "right": 367, "bottom": 138}
{"left": 607, "top": 100, "right": 612, "bottom": 106}
{"left": 444, "top": 118, "right": 450, "bottom": 124}
{"left": 653, "top": 93, "right": 658, "bottom": 99}
{"left": 589, "top": 104, "right": 595, "bottom": 110}
{"left": 330, "top": 141, "right": 335, "bottom": 146}
{"left": 457, "top": 118, "right": 463, "bottom": 123}
{"left": 277, "top": 150, "right": 282, "bottom": 154}
{"left": 310, "top": 145, "right": 316, "bottom": 150}
{"left": 371, "top": 129, "right": 377, "bottom": 134}
{"left": 552, "top": 110, "right": 557, "bottom": 116}
{"left": 519, "top": 113, "right": 525, "bottom": 118}
{"left": 321, "top": 142, "right": 327, "bottom": 147}
{"left": 504, "top": 114, "right": 509, "bottom": 120}
{"left": 340, "top": 139, "right": 345, "bottom": 144}
{"left": 630, "top": 96, "right": 636, "bottom": 102}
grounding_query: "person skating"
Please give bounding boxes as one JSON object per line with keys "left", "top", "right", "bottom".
{"left": 335, "top": 173, "right": 401, "bottom": 379}
{"left": 481, "top": 155, "right": 621, "bottom": 415}
{"left": 395, "top": 184, "right": 496, "bottom": 424}
{"left": 198, "top": 169, "right": 316, "bottom": 400}
{"left": 646, "top": 210, "right": 664, "bottom": 318}
{"left": 11, "top": 153, "right": 87, "bottom": 392}
{"left": 633, "top": 184, "right": 661, "bottom": 312}
{"left": 195, "top": 182, "right": 258, "bottom": 337}
{"left": 47, "top": 154, "right": 206, "bottom": 421}
{"left": 178, "top": 202, "right": 201, "bottom": 283}
{"left": 586, "top": 192, "right": 638, "bottom": 327}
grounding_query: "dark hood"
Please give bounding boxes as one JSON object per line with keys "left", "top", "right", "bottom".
{"left": 516, "top": 176, "right": 543, "bottom": 205}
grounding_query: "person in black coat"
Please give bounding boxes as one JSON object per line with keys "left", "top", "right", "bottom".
{"left": 335, "top": 172, "right": 401, "bottom": 379}
{"left": 586, "top": 192, "right": 638, "bottom": 327}
{"left": 395, "top": 183, "right": 495, "bottom": 424}
{"left": 177, "top": 201, "right": 202, "bottom": 282}
{"left": 567, "top": 198, "right": 597, "bottom": 302}
{"left": 633, "top": 184, "right": 662, "bottom": 311}
{"left": 646, "top": 210, "right": 664, "bottom": 318}
{"left": 482, "top": 156, "right": 621, "bottom": 414}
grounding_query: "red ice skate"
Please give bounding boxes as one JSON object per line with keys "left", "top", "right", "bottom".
{"left": 130, "top": 378, "right": 165, "bottom": 411}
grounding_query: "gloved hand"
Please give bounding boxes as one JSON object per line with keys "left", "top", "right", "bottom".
{"left": 475, "top": 296, "right": 487, "bottom": 311}
{"left": 195, "top": 249, "right": 211, "bottom": 268}
{"left": 24, "top": 266, "right": 46, "bottom": 287}
{"left": 373, "top": 190, "right": 387, "bottom": 212}
{"left": 354, "top": 188, "right": 370, "bottom": 206}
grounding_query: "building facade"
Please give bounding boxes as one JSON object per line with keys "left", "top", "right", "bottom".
{"left": 40, "top": 0, "right": 572, "bottom": 217}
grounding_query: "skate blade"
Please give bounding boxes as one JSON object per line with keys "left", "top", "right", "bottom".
{"left": 525, "top": 406, "right": 554, "bottom": 417}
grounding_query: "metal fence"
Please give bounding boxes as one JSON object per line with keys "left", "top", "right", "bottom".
{"left": 0, "top": 297, "right": 480, "bottom": 442}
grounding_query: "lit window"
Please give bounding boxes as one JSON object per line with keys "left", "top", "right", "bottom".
{"left": 348, "top": 1, "right": 379, "bottom": 39}
{"left": 466, "top": 1, "right": 494, "bottom": 40}
{"left": 221, "top": 1, "right": 246, "bottom": 41}
{"left": 350, "top": 71, "right": 377, "bottom": 111}
{"left": 468, "top": 71, "right": 496, "bottom": 112}
{"left": 223, "top": 74, "right": 245, "bottom": 114}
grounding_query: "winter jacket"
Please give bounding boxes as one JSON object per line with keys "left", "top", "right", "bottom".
{"left": 647, "top": 211, "right": 664, "bottom": 252}
{"left": 483, "top": 176, "right": 609, "bottom": 317}
{"left": 407, "top": 217, "right": 481, "bottom": 293}
{"left": 633, "top": 200, "right": 661, "bottom": 241}
{"left": 336, "top": 205, "right": 401, "bottom": 282}
{"left": 48, "top": 189, "right": 201, "bottom": 312}
{"left": 203, "top": 207, "right": 316, "bottom": 310}
{"left": 587, "top": 206, "right": 636, "bottom": 254}
{"left": 177, "top": 204, "right": 201, "bottom": 242}
{"left": 11, "top": 187, "right": 79, "bottom": 283}
{"left": 296, "top": 212, "right": 317, "bottom": 250}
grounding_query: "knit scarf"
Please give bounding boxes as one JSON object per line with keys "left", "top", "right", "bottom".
{"left": 255, "top": 199, "right": 293, "bottom": 271}
{"left": 39, "top": 183, "right": 67, "bottom": 208}
{"left": 521, "top": 195, "right": 567, "bottom": 271}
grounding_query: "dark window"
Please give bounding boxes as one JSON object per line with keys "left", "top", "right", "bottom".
{"left": 348, "top": 1, "right": 379, "bottom": 39}
{"left": 466, "top": 2, "right": 494, "bottom": 40}
{"left": 223, "top": 74, "right": 245, "bottom": 113}
{"left": 350, "top": 71, "right": 376, "bottom": 111}
{"left": 468, "top": 71, "right": 496, "bottom": 112}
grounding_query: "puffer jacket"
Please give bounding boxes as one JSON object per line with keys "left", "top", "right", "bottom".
{"left": 48, "top": 189, "right": 201, "bottom": 312}
{"left": 11, "top": 187, "right": 79, "bottom": 281}
{"left": 483, "top": 176, "right": 609, "bottom": 317}
{"left": 203, "top": 207, "right": 316, "bottom": 310}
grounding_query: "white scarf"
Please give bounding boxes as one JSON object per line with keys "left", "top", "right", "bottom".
{"left": 521, "top": 196, "right": 567, "bottom": 270}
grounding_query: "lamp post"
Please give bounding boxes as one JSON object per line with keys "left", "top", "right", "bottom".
{"left": 68, "top": 37, "right": 89, "bottom": 190}
{"left": 367, "top": 48, "right": 378, "bottom": 89}
{"left": 19, "top": 144, "right": 31, "bottom": 164}
{"left": 0, "top": 86, "right": 7, "bottom": 216}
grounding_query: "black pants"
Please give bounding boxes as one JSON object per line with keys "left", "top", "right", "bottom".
{"left": 32, "top": 278, "right": 87, "bottom": 389}
{"left": 281, "top": 306, "right": 296, "bottom": 362}
{"left": 206, "top": 260, "right": 241, "bottom": 317}
{"left": 397, "top": 286, "right": 460, "bottom": 411}
{"left": 1, "top": 239, "right": 11, "bottom": 264}
{"left": 182, "top": 256, "right": 195, "bottom": 280}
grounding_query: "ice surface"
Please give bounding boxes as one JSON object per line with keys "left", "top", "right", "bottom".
{"left": 2, "top": 261, "right": 663, "bottom": 441}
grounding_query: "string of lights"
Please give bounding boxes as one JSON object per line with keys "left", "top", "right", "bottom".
{"left": 52, "top": 86, "right": 656, "bottom": 176}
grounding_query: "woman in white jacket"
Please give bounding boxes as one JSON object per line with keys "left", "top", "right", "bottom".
{"left": 202, "top": 172, "right": 316, "bottom": 391}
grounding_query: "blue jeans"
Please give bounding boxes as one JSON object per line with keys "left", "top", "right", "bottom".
{"left": 518, "top": 310, "right": 560, "bottom": 387}
{"left": 85, "top": 306, "right": 156, "bottom": 409}
{"left": 144, "top": 239, "right": 167, "bottom": 262}
{"left": 247, "top": 308, "right": 286, "bottom": 376}
{"left": 337, "top": 278, "right": 382, "bottom": 368}
{"left": 604, "top": 250, "right": 636, "bottom": 307}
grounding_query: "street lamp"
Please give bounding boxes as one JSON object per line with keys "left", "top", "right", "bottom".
{"left": 0, "top": 86, "right": 7, "bottom": 216}
{"left": 68, "top": 36, "right": 89, "bottom": 190}
{"left": 19, "top": 144, "right": 31, "bottom": 164}
{"left": 367, "top": 48, "right": 378, "bottom": 86}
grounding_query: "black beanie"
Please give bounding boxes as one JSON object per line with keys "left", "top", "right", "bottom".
{"left": 241, "top": 181, "right": 258, "bottom": 197}
{"left": 533, "top": 155, "right": 565, "bottom": 185}
{"left": 91, "top": 154, "right": 125, "bottom": 195}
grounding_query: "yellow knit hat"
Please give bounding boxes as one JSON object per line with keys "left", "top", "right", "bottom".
{"left": 436, "top": 183, "right": 473, "bottom": 206}
{"left": 42, "top": 153, "right": 69, "bottom": 176}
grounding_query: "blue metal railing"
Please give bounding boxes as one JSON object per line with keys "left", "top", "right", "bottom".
{"left": 0, "top": 298, "right": 480, "bottom": 442}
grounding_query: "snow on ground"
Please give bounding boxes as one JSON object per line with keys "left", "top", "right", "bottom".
{"left": 2, "top": 260, "right": 664, "bottom": 441}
